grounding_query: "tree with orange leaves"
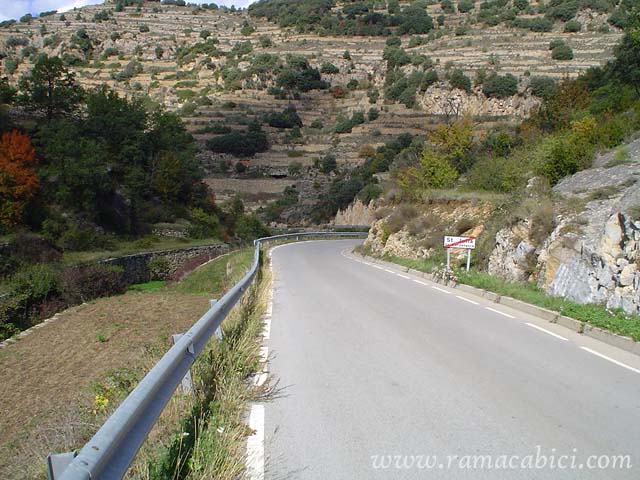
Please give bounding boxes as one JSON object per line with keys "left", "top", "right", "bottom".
{"left": 0, "top": 130, "right": 39, "bottom": 229}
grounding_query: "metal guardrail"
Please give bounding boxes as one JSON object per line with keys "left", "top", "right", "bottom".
{"left": 47, "top": 231, "right": 366, "bottom": 480}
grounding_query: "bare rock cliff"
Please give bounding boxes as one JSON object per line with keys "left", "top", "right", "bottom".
{"left": 488, "top": 138, "right": 640, "bottom": 315}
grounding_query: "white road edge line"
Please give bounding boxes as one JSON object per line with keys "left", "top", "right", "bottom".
{"left": 262, "top": 318, "right": 271, "bottom": 340}
{"left": 432, "top": 286, "right": 451, "bottom": 294}
{"left": 412, "top": 279, "right": 429, "bottom": 286}
{"left": 525, "top": 322, "right": 568, "bottom": 341}
{"left": 486, "top": 307, "right": 515, "bottom": 319}
{"left": 384, "top": 269, "right": 395, "bottom": 274}
{"left": 580, "top": 347, "right": 640, "bottom": 374}
{"left": 456, "top": 295, "right": 479, "bottom": 305}
{"left": 246, "top": 404, "right": 265, "bottom": 480}
{"left": 259, "top": 346, "right": 269, "bottom": 363}
{"left": 396, "top": 273, "right": 410, "bottom": 279}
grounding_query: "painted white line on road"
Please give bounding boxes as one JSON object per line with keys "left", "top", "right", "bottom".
{"left": 262, "top": 318, "right": 271, "bottom": 340}
{"left": 246, "top": 404, "right": 265, "bottom": 480}
{"left": 486, "top": 307, "right": 515, "bottom": 319}
{"left": 259, "top": 346, "right": 269, "bottom": 363}
{"left": 525, "top": 322, "right": 568, "bottom": 341}
{"left": 580, "top": 347, "right": 640, "bottom": 374}
{"left": 253, "top": 372, "right": 269, "bottom": 387}
{"left": 413, "top": 279, "right": 429, "bottom": 286}
{"left": 396, "top": 273, "right": 411, "bottom": 279}
{"left": 384, "top": 269, "right": 395, "bottom": 274}
{"left": 432, "top": 286, "right": 452, "bottom": 295}
{"left": 456, "top": 295, "right": 479, "bottom": 305}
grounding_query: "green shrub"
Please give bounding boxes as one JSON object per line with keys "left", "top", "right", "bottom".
{"left": 320, "top": 62, "right": 339, "bottom": 74}
{"left": 265, "top": 105, "right": 302, "bottom": 129}
{"left": 0, "top": 294, "right": 30, "bottom": 340}
{"left": 529, "top": 76, "right": 556, "bottom": 99}
{"left": 206, "top": 122, "right": 268, "bottom": 156}
{"left": 368, "top": 107, "right": 380, "bottom": 121}
{"left": 234, "top": 214, "right": 270, "bottom": 242}
{"left": 482, "top": 73, "right": 518, "bottom": 98}
{"left": 10, "top": 264, "right": 58, "bottom": 302}
{"left": 450, "top": 69, "right": 471, "bottom": 92}
{"left": 441, "top": 0, "right": 455, "bottom": 13}
{"left": 59, "top": 224, "right": 113, "bottom": 252}
{"left": 458, "top": 0, "right": 474, "bottom": 13}
{"left": 546, "top": 0, "right": 578, "bottom": 21}
{"left": 534, "top": 134, "right": 593, "bottom": 184}
{"left": 188, "top": 208, "right": 220, "bottom": 239}
{"left": 386, "top": 36, "right": 402, "bottom": 47}
{"left": 564, "top": 19, "right": 581, "bottom": 32}
{"left": 320, "top": 154, "right": 337, "bottom": 173}
{"left": 551, "top": 43, "right": 574, "bottom": 60}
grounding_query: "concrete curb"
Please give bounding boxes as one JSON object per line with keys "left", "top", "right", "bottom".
{"left": 355, "top": 252, "right": 640, "bottom": 357}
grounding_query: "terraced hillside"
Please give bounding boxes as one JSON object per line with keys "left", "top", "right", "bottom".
{"left": 0, "top": 0, "right": 625, "bottom": 222}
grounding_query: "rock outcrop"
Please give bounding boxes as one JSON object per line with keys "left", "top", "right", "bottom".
{"left": 334, "top": 199, "right": 375, "bottom": 226}
{"left": 488, "top": 137, "right": 640, "bottom": 315}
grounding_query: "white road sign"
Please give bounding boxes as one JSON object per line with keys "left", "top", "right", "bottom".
{"left": 443, "top": 236, "right": 476, "bottom": 249}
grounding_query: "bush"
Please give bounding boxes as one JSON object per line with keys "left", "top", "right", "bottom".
{"left": 441, "top": 0, "right": 455, "bottom": 14}
{"left": 188, "top": 208, "right": 220, "bottom": 239}
{"left": 368, "top": 108, "right": 380, "bottom": 121}
{"left": 458, "top": 0, "right": 474, "bottom": 13}
{"left": 6, "top": 36, "right": 29, "bottom": 48}
{"left": 386, "top": 36, "right": 402, "bottom": 47}
{"left": 450, "top": 69, "right": 471, "bottom": 92}
{"left": 139, "top": 24, "right": 150, "bottom": 33}
{"left": 320, "top": 154, "right": 337, "bottom": 173}
{"left": 482, "top": 73, "right": 518, "bottom": 98}
{"left": 206, "top": 122, "right": 268, "bottom": 156}
{"left": 552, "top": 44, "right": 574, "bottom": 60}
{"left": 234, "top": 214, "right": 270, "bottom": 242}
{"left": 10, "top": 264, "right": 58, "bottom": 302}
{"left": 266, "top": 105, "right": 302, "bottom": 128}
{"left": 59, "top": 224, "right": 112, "bottom": 251}
{"left": 564, "top": 19, "right": 581, "bottom": 32}
{"left": 58, "top": 264, "right": 126, "bottom": 304}
{"left": 320, "top": 62, "right": 339, "bottom": 74}
{"left": 546, "top": 0, "right": 578, "bottom": 21}
{"left": 529, "top": 76, "right": 556, "bottom": 99}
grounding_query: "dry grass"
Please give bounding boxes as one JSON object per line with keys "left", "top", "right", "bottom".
{"left": 0, "top": 293, "right": 210, "bottom": 479}
{"left": 0, "top": 249, "right": 255, "bottom": 479}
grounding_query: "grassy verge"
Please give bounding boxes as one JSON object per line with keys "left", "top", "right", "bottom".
{"left": 127, "top": 249, "right": 270, "bottom": 480}
{"left": 379, "top": 254, "right": 640, "bottom": 342}
{"left": 0, "top": 248, "right": 256, "bottom": 479}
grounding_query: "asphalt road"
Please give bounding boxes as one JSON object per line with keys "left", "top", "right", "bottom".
{"left": 262, "top": 240, "right": 640, "bottom": 480}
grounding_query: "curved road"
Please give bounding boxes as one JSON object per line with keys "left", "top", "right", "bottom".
{"left": 260, "top": 240, "right": 640, "bottom": 479}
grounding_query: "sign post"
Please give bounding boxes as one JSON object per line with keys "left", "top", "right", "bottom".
{"left": 443, "top": 235, "right": 476, "bottom": 272}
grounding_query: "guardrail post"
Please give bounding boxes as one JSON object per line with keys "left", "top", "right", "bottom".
{"left": 211, "top": 299, "right": 223, "bottom": 340}
{"left": 171, "top": 334, "right": 194, "bottom": 394}
{"left": 46, "top": 451, "right": 76, "bottom": 480}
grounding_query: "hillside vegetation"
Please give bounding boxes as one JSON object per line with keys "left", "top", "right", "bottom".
{"left": 0, "top": 0, "right": 628, "bottom": 225}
